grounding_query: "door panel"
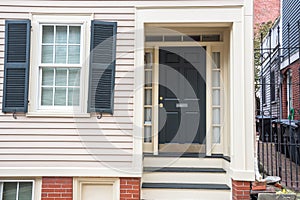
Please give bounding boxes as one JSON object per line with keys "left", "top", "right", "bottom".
{"left": 159, "top": 47, "right": 206, "bottom": 145}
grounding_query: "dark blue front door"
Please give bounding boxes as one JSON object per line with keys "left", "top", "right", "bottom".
{"left": 158, "top": 47, "right": 206, "bottom": 144}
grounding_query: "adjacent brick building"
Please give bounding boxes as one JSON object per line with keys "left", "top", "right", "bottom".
{"left": 253, "top": 0, "right": 280, "bottom": 35}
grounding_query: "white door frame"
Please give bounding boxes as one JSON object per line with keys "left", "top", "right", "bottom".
{"left": 143, "top": 40, "right": 227, "bottom": 155}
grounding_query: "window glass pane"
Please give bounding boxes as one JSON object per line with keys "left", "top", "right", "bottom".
{"left": 68, "top": 46, "right": 80, "bottom": 64}
{"left": 212, "top": 127, "right": 220, "bottom": 143}
{"left": 144, "top": 108, "right": 152, "bottom": 122}
{"left": 145, "top": 89, "right": 152, "bottom": 105}
{"left": 68, "top": 68, "right": 80, "bottom": 86}
{"left": 68, "top": 88, "right": 80, "bottom": 106}
{"left": 212, "top": 52, "right": 220, "bottom": 69}
{"left": 212, "top": 71, "right": 220, "bottom": 87}
{"left": 212, "top": 89, "right": 220, "bottom": 106}
{"left": 55, "top": 45, "right": 67, "bottom": 64}
{"left": 3, "top": 182, "right": 17, "bottom": 200}
{"left": 144, "top": 52, "right": 152, "bottom": 69}
{"left": 54, "top": 88, "right": 67, "bottom": 106}
{"left": 42, "top": 26, "right": 54, "bottom": 43}
{"left": 55, "top": 26, "right": 67, "bottom": 43}
{"left": 18, "top": 182, "right": 32, "bottom": 200}
{"left": 213, "top": 108, "right": 220, "bottom": 124}
{"left": 42, "top": 45, "right": 53, "bottom": 63}
{"left": 41, "top": 87, "right": 53, "bottom": 106}
{"left": 55, "top": 68, "right": 67, "bottom": 86}
{"left": 42, "top": 68, "right": 54, "bottom": 86}
{"left": 145, "top": 71, "right": 152, "bottom": 87}
{"left": 69, "top": 26, "right": 81, "bottom": 44}
{"left": 144, "top": 126, "right": 152, "bottom": 143}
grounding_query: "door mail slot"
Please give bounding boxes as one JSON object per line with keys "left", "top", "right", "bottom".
{"left": 176, "top": 103, "right": 188, "bottom": 108}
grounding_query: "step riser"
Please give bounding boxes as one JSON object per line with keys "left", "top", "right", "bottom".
{"left": 144, "top": 157, "right": 223, "bottom": 168}
{"left": 142, "top": 172, "right": 227, "bottom": 184}
{"left": 142, "top": 189, "right": 231, "bottom": 200}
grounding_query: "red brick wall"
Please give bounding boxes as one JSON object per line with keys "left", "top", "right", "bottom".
{"left": 232, "top": 180, "right": 251, "bottom": 200}
{"left": 282, "top": 60, "right": 300, "bottom": 119}
{"left": 120, "top": 178, "right": 140, "bottom": 200}
{"left": 254, "top": 0, "right": 280, "bottom": 34}
{"left": 41, "top": 177, "right": 73, "bottom": 200}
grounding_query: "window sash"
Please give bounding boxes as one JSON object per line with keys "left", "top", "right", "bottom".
{"left": 0, "top": 181, "right": 33, "bottom": 200}
{"left": 40, "top": 24, "right": 82, "bottom": 65}
{"left": 39, "top": 23, "right": 83, "bottom": 110}
{"left": 39, "top": 67, "right": 81, "bottom": 109}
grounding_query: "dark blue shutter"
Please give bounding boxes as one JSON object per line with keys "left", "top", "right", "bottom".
{"left": 2, "top": 20, "right": 31, "bottom": 113}
{"left": 88, "top": 20, "right": 117, "bottom": 114}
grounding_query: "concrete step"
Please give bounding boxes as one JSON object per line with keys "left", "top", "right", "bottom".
{"left": 143, "top": 167, "right": 226, "bottom": 173}
{"left": 142, "top": 167, "right": 228, "bottom": 184}
{"left": 143, "top": 156, "right": 224, "bottom": 168}
{"left": 142, "top": 183, "right": 230, "bottom": 190}
{"left": 141, "top": 183, "right": 231, "bottom": 200}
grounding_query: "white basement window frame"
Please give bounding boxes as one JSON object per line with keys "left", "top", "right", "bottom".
{"left": 0, "top": 180, "right": 34, "bottom": 200}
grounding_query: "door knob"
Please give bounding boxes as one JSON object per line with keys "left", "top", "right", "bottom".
{"left": 160, "top": 96, "right": 163, "bottom": 100}
{"left": 159, "top": 103, "right": 163, "bottom": 108}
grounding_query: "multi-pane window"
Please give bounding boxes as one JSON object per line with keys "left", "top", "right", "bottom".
{"left": 270, "top": 70, "right": 275, "bottom": 102}
{"left": 212, "top": 52, "right": 221, "bottom": 143}
{"left": 0, "top": 181, "right": 33, "bottom": 200}
{"left": 40, "top": 25, "right": 82, "bottom": 108}
{"left": 262, "top": 77, "right": 266, "bottom": 105}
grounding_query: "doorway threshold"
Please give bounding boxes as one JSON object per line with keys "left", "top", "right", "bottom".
{"left": 143, "top": 152, "right": 230, "bottom": 161}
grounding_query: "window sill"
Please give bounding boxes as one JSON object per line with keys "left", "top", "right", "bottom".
{"left": 26, "top": 112, "right": 91, "bottom": 118}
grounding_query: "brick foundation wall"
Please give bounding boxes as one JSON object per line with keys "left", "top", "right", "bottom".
{"left": 42, "top": 177, "right": 73, "bottom": 200}
{"left": 120, "top": 178, "right": 140, "bottom": 200}
{"left": 282, "top": 60, "right": 300, "bottom": 120}
{"left": 232, "top": 180, "right": 251, "bottom": 200}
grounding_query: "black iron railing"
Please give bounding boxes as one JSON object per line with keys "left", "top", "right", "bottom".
{"left": 255, "top": 20, "right": 300, "bottom": 191}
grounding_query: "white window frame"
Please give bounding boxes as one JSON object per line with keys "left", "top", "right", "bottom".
{"left": 287, "top": 70, "right": 293, "bottom": 117}
{"left": 0, "top": 180, "right": 35, "bottom": 200}
{"left": 39, "top": 24, "right": 83, "bottom": 110}
{"left": 28, "top": 15, "right": 92, "bottom": 117}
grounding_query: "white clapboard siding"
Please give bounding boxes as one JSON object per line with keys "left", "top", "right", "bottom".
{"left": 0, "top": 141, "right": 133, "bottom": 149}
{"left": 0, "top": 2, "right": 136, "bottom": 172}
{"left": 0, "top": 129, "right": 133, "bottom": 136}
{"left": 0, "top": 161, "right": 133, "bottom": 168}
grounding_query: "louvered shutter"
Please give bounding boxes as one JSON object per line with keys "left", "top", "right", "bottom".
{"left": 88, "top": 20, "right": 117, "bottom": 114}
{"left": 2, "top": 20, "right": 31, "bottom": 113}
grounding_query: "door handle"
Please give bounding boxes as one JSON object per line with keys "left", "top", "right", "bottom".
{"left": 160, "top": 96, "right": 163, "bottom": 100}
{"left": 159, "top": 103, "right": 163, "bottom": 108}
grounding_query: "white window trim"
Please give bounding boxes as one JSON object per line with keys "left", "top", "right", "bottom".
{"left": 73, "top": 177, "right": 120, "bottom": 200}
{"left": 0, "top": 179, "right": 41, "bottom": 200}
{"left": 28, "top": 15, "right": 93, "bottom": 117}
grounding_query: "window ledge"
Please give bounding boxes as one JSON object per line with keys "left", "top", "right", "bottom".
{"left": 26, "top": 112, "right": 91, "bottom": 118}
